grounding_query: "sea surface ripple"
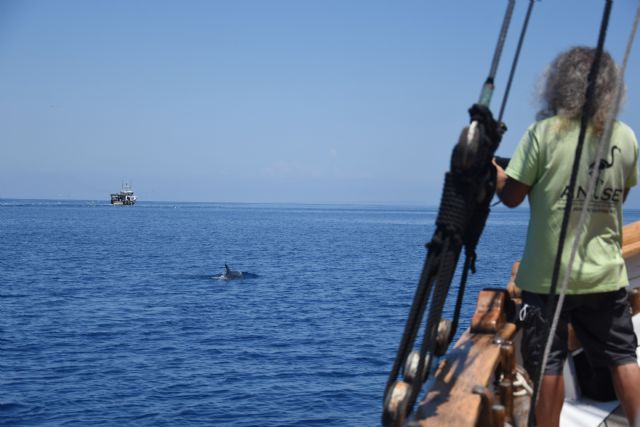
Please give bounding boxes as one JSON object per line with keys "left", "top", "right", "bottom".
{"left": 2, "top": 201, "right": 639, "bottom": 426}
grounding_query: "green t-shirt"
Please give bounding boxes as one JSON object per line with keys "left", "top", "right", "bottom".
{"left": 506, "top": 116, "right": 638, "bottom": 294}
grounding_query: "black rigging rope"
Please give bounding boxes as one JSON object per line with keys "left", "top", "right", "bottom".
{"left": 498, "top": 0, "right": 536, "bottom": 123}
{"left": 479, "top": 0, "right": 515, "bottom": 106}
{"left": 527, "top": 2, "right": 614, "bottom": 426}
{"left": 409, "top": 235, "right": 462, "bottom": 410}
{"left": 383, "top": 249, "right": 440, "bottom": 398}
{"left": 449, "top": 254, "right": 474, "bottom": 342}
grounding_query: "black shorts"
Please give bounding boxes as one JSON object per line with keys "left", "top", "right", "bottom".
{"left": 520, "top": 288, "right": 638, "bottom": 376}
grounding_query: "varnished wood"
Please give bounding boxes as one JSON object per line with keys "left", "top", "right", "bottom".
{"left": 622, "top": 240, "right": 640, "bottom": 259}
{"left": 499, "top": 341, "right": 515, "bottom": 423}
{"left": 623, "top": 221, "right": 640, "bottom": 248}
{"left": 470, "top": 289, "right": 509, "bottom": 334}
{"left": 413, "top": 323, "right": 517, "bottom": 426}
{"left": 500, "top": 341, "right": 515, "bottom": 381}
{"left": 492, "top": 404, "right": 506, "bottom": 427}
{"left": 472, "top": 386, "right": 494, "bottom": 427}
{"left": 499, "top": 379, "right": 513, "bottom": 424}
{"left": 623, "top": 222, "right": 640, "bottom": 285}
{"left": 625, "top": 252, "right": 640, "bottom": 286}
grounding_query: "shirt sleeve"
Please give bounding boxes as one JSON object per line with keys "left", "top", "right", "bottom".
{"left": 505, "top": 123, "right": 541, "bottom": 187}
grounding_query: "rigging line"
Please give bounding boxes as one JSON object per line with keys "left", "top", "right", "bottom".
{"left": 479, "top": 0, "right": 516, "bottom": 106}
{"left": 487, "top": 0, "right": 516, "bottom": 80}
{"left": 543, "top": 0, "right": 639, "bottom": 414}
{"left": 527, "top": 1, "right": 614, "bottom": 425}
{"left": 408, "top": 240, "right": 461, "bottom": 412}
{"left": 383, "top": 250, "right": 440, "bottom": 396}
{"left": 497, "top": 0, "right": 537, "bottom": 123}
{"left": 448, "top": 254, "right": 473, "bottom": 341}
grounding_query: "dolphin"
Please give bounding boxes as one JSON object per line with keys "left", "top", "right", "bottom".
{"left": 223, "top": 263, "right": 244, "bottom": 280}
{"left": 212, "top": 263, "right": 258, "bottom": 280}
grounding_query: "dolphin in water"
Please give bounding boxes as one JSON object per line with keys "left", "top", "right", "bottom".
{"left": 214, "top": 263, "right": 258, "bottom": 280}
{"left": 224, "top": 263, "right": 243, "bottom": 280}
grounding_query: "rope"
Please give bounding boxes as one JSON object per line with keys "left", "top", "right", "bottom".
{"left": 498, "top": 0, "right": 536, "bottom": 123}
{"left": 384, "top": 248, "right": 440, "bottom": 397}
{"left": 408, "top": 239, "right": 462, "bottom": 410}
{"left": 488, "top": 0, "right": 516, "bottom": 81}
{"left": 479, "top": 0, "right": 516, "bottom": 106}
{"left": 528, "top": 2, "right": 614, "bottom": 425}
{"left": 449, "top": 205, "right": 492, "bottom": 341}
{"left": 449, "top": 254, "right": 473, "bottom": 341}
{"left": 513, "top": 370, "right": 534, "bottom": 397}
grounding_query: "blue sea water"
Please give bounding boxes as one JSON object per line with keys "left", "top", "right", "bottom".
{"left": 2, "top": 200, "right": 639, "bottom": 426}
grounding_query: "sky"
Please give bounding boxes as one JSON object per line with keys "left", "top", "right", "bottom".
{"left": 1, "top": 0, "right": 639, "bottom": 206}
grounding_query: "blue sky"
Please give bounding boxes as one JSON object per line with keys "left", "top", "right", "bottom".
{"left": 1, "top": 1, "right": 639, "bottom": 206}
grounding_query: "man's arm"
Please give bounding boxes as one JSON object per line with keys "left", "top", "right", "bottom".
{"left": 494, "top": 159, "right": 531, "bottom": 208}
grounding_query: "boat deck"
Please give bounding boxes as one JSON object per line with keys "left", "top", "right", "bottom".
{"left": 600, "top": 405, "right": 627, "bottom": 427}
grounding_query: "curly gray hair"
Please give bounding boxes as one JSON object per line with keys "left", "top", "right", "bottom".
{"left": 536, "top": 46, "right": 621, "bottom": 133}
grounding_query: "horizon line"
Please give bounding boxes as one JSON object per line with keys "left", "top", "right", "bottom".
{"left": 0, "top": 196, "right": 536, "bottom": 210}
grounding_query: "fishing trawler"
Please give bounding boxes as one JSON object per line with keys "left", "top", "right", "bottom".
{"left": 110, "top": 183, "right": 136, "bottom": 205}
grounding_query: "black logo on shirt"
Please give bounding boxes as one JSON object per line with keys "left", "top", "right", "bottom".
{"left": 588, "top": 145, "right": 620, "bottom": 176}
{"left": 559, "top": 145, "right": 624, "bottom": 210}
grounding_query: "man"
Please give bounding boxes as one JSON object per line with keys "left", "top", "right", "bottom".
{"left": 495, "top": 46, "right": 640, "bottom": 427}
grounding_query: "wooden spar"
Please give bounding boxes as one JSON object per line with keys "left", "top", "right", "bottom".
{"left": 623, "top": 221, "right": 640, "bottom": 283}
{"left": 411, "top": 220, "right": 640, "bottom": 427}
{"left": 413, "top": 323, "right": 517, "bottom": 426}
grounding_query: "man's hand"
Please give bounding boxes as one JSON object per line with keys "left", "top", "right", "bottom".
{"left": 492, "top": 157, "right": 530, "bottom": 208}
{"left": 493, "top": 157, "right": 508, "bottom": 196}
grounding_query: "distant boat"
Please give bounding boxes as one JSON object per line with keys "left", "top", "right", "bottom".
{"left": 110, "top": 183, "right": 136, "bottom": 205}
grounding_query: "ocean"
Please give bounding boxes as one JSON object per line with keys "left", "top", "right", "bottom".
{"left": 2, "top": 201, "right": 639, "bottom": 426}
